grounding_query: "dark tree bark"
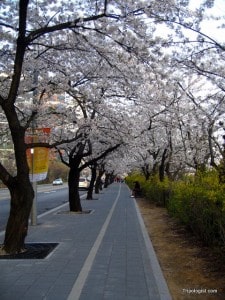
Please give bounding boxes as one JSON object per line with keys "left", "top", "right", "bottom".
{"left": 60, "top": 142, "right": 86, "bottom": 212}
{"left": 61, "top": 143, "right": 121, "bottom": 211}
{"left": 68, "top": 165, "right": 82, "bottom": 212}
{"left": 0, "top": 0, "right": 35, "bottom": 254}
{"left": 4, "top": 179, "right": 33, "bottom": 253}
{"left": 104, "top": 173, "right": 111, "bottom": 188}
{"left": 86, "top": 164, "right": 97, "bottom": 200}
{"left": 0, "top": 118, "right": 34, "bottom": 253}
{"left": 159, "top": 148, "right": 168, "bottom": 182}
{"left": 95, "top": 169, "right": 105, "bottom": 194}
{"left": 141, "top": 165, "right": 151, "bottom": 181}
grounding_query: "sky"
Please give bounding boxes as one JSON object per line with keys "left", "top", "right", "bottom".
{"left": 153, "top": 0, "right": 225, "bottom": 44}
{"left": 190, "top": 0, "right": 225, "bottom": 42}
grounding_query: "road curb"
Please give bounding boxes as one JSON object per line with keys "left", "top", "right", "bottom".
{"left": 132, "top": 196, "right": 172, "bottom": 300}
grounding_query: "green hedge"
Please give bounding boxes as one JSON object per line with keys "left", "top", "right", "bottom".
{"left": 126, "top": 171, "right": 225, "bottom": 246}
{"left": 125, "top": 172, "right": 146, "bottom": 192}
{"left": 126, "top": 173, "right": 170, "bottom": 205}
{"left": 168, "top": 171, "right": 225, "bottom": 246}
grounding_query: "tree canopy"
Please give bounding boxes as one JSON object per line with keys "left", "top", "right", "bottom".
{"left": 1, "top": 0, "right": 225, "bottom": 253}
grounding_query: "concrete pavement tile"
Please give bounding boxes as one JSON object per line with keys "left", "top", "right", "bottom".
{"left": 79, "top": 292, "right": 103, "bottom": 300}
{"left": 1, "top": 285, "right": 31, "bottom": 300}
{"left": 0, "top": 183, "right": 171, "bottom": 300}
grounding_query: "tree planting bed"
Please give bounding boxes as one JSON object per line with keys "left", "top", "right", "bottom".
{"left": 0, "top": 243, "right": 58, "bottom": 259}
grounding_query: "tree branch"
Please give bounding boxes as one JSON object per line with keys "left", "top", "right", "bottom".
{"left": 79, "top": 143, "right": 121, "bottom": 171}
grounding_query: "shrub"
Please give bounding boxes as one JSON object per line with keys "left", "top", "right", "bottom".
{"left": 126, "top": 173, "right": 171, "bottom": 205}
{"left": 126, "top": 170, "right": 225, "bottom": 247}
{"left": 125, "top": 172, "right": 146, "bottom": 194}
{"left": 167, "top": 171, "right": 225, "bottom": 246}
{"left": 145, "top": 175, "right": 171, "bottom": 206}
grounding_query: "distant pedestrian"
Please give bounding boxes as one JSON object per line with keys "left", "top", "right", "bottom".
{"left": 131, "top": 181, "right": 141, "bottom": 198}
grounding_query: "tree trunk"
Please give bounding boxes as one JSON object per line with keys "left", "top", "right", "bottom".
{"left": 104, "top": 173, "right": 110, "bottom": 188}
{"left": 95, "top": 169, "right": 104, "bottom": 194}
{"left": 95, "top": 177, "right": 100, "bottom": 194}
{"left": 142, "top": 167, "right": 150, "bottom": 181}
{"left": 3, "top": 178, "right": 33, "bottom": 254}
{"left": 1, "top": 106, "right": 34, "bottom": 254}
{"left": 68, "top": 167, "right": 82, "bottom": 211}
{"left": 159, "top": 149, "right": 168, "bottom": 182}
{"left": 86, "top": 165, "right": 97, "bottom": 200}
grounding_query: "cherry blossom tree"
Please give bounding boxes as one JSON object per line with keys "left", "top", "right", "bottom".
{"left": 151, "top": 1, "right": 225, "bottom": 174}
{"left": 0, "top": 0, "right": 222, "bottom": 256}
{"left": 0, "top": 0, "right": 153, "bottom": 253}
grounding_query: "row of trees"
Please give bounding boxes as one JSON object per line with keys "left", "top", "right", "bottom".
{"left": 0, "top": 0, "right": 225, "bottom": 253}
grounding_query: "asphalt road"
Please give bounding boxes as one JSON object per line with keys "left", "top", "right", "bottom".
{"left": 0, "top": 184, "right": 86, "bottom": 232}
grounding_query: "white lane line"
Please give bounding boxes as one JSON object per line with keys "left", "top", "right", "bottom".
{"left": 35, "top": 193, "right": 87, "bottom": 219}
{"left": 67, "top": 185, "right": 121, "bottom": 300}
{"left": 0, "top": 193, "right": 87, "bottom": 237}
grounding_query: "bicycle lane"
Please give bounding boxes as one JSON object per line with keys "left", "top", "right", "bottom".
{"left": 69, "top": 183, "right": 172, "bottom": 300}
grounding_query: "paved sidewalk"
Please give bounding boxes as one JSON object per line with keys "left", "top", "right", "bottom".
{"left": 0, "top": 183, "right": 172, "bottom": 300}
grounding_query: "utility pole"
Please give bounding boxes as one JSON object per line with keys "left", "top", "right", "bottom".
{"left": 30, "top": 69, "right": 38, "bottom": 226}
{"left": 31, "top": 149, "right": 37, "bottom": 226}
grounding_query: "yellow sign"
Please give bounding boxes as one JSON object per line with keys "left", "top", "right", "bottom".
{"left": 25, "top": 128, "right": 51, "bottom": 182}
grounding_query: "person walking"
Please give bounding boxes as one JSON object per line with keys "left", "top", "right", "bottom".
{"left": 131, "top": 181, "right": 141, "bottom": 198}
